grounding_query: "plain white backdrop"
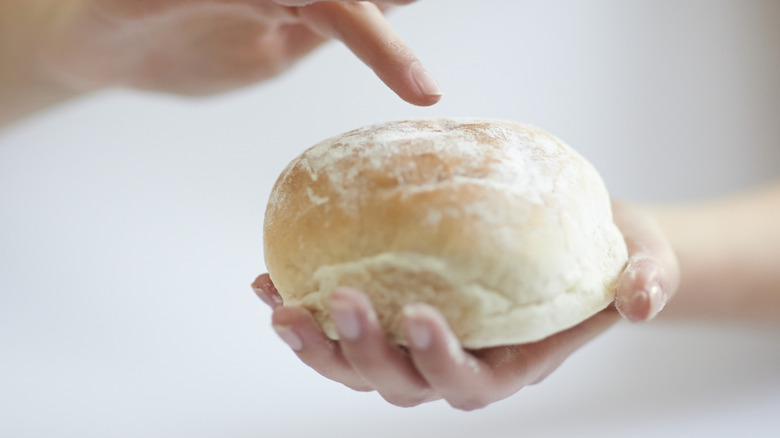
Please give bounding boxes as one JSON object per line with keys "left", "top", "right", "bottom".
{"left": 1, "top": 1, "right": 779, "bottom": 437}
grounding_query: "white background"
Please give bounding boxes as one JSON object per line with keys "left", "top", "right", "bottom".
{"left": 1, "top": 1, "right": 779, "bottom": 437}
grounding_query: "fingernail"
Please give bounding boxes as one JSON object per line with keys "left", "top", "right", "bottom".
{"left": 404, "top": 306, "right": 432, "bottom": 349}
{"left": 331, "top": 301, "right": 361, "bottom": 340}
{"left": 253, "top": 285, "right": 275, "bottom": 307}
{"left": 616, "top": 289, "right": 647, "bottom": 323}
{"left": 647, "top": 283, "right": 667, "bottom": 318}
{"left": 274, "top": 325, "right": 302, "bottom": 351}
{"left": 622, "top": 283, "right": 666, "bottom": 322}
{"left": 411, "top": 61, "right": 443, "bottom": 97}
{"left": 252, "top": 284, "right": 283, "bottom": 308}
{"left": 630, "top": 289, "right": 650, "bottom": 320}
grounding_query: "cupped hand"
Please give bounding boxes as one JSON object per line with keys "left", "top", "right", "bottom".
{"left": 38, "top": 0, "right": 441, "bottom": 104}
{"left": 252, "top": 201, "right": 679, "bottom": 410}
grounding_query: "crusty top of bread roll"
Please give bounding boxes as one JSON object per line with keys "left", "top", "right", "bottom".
{"left": 264, "top": 119, "right": 627, "bottom": 348}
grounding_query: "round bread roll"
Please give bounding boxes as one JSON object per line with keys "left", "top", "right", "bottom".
{"left": 264, "top": 119, "right": 627, "bottom": 348}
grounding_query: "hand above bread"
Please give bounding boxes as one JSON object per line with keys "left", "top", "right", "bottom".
{"left": 252, "top": 202, "right": 681, "bottom": 410}
{"left": 2, "top": 0, "right": 439, "bottom": 127}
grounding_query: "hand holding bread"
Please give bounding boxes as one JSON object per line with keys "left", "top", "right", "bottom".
{"left": 254, "top": 119, "right": 680, "bottom": 409}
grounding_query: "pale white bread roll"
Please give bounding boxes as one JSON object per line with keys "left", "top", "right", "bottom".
{"left": 264, "top": 119, "right": 628, "bottom": 348}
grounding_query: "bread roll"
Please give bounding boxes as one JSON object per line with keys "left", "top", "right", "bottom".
{"left": 264, "top": 119, "right": 627, "bottom": 348}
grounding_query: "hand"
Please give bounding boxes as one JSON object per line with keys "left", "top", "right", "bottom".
{"left": 37, "top": 0, "right": 441, "bottom": 105}
{"left": 252, "top": 202, "right": 680, "bottom": 410}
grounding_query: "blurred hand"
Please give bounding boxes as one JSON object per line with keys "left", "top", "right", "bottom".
{"left": 38, "top": 0, "right": 441, "bottom": 105}
{"left": 252, "top": 202, "right": 679, "bottom": 410}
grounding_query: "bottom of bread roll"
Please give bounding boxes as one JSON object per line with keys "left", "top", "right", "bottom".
{"left": 290, "top": 252, "right": 616, "bottom": 348}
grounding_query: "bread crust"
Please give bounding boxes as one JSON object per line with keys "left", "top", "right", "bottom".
{"left": 264, "top": 119, "right": 627, "bottom": 348}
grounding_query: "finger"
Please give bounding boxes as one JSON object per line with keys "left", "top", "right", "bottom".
{"left": 612, "top": 202, "right": 681, "bottom": 322}
{"left": 478, "top": 308, "right": 620, "bottom": 388}
{"left": 276, "top": 1, "right": 418, "bottom": 8}
{"left": 402, "top": 303, "right": 504, "bottom": 411}
{"left": 272, "top": 305, "right": 372, "bottom": 391}
{"left": 329, "top": 288, "right": 439, "bottom": 407}
{"left": 296, "top": 1, "right": 442, "bottom": 106}
{"left": 251, "top": 273, "right": 284, "bottom": 308}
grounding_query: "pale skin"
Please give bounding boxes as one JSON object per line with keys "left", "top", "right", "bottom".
{"left": 253, "top": 184, "right": 780, "bottom": 410}
{"left": 0, "top": 0, "right": 439, "bottom": 128}
{"left": 253, "top": 201, "right": 683, "bottom": 410}
{"left": 3, "top": 0, "right": 778, "bottom": 413}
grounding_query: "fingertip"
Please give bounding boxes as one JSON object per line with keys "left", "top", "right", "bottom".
{"left": 271, "top": 307, "right": 309, "bottom": 352}
{"left": 271, "top": 305, "right": 329, "bottom": 352}
{"left": 330, "top": 286, "right": 369, "bottom": 302}
{"left": 297, "top": 1, "right": 441, "bottom": 106}
{"left": 403, "top": 303, "right": 464, "bottom": 363}
{"left": 273, "top": 324, "right": 304, "bottom": 351}
{"left": 383, "top": 59, "right": 443, "bottom": 106}
{"left": 402, "top": 302, "right": 439, "bottom": 320}
{"left": 330, "top": 287, "right": 376, "bottom": 314}
{"left": 615, "top": 257, "right": 669, "bottom": 322}
{"left": 403, "top": 304, "right": 436, "bottom": 349}
{"left": 612, "top": 201, "right": 680, "bottom": 322}
{"left": 407, "top": 61, "right": 443, "bottom": 106}
{"left": 252, "top": 273, "right": 284, "bottom": 308}
{"left": 616, "top": 289, "right": 650, "bottom": 322}
{"left": 402, "top": 303, "right": 446, "bottom": 336}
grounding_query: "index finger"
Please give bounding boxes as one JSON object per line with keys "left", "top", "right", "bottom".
{"left": 277, "top": 1, "right": 417, "bottom": 8}
{"left": 295, "top": 1, "right": 442, "bottom": 106}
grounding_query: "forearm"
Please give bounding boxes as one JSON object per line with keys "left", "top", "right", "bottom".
{"left": 0, "top": 0, "right": 84, "bottom": 129}
{"left": 649, "top": 181, "right": 780, "bottom": 323}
